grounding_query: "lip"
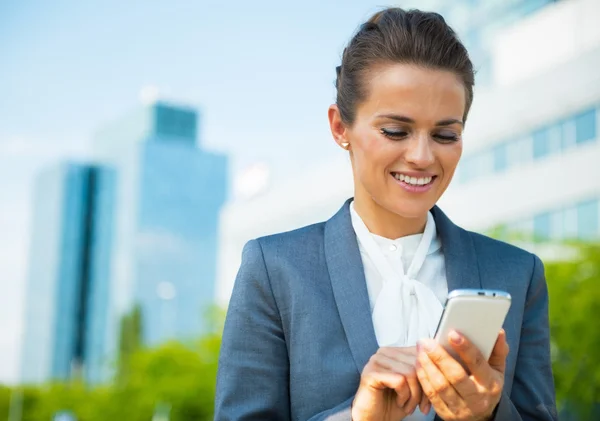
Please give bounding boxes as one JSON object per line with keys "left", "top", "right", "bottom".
{"left": 391, "top": 170, "right": 437, "bottom": 178}
{"left": 390, "top": 173, "right": 437, "bottom": 193}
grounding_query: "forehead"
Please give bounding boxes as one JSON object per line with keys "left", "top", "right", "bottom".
{"left": 357, "top": 63, "right": 466, "bottom": 121}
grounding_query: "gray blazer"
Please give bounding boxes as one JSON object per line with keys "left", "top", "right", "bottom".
{"left": 214, "top": 200, "right": 557, "bottom": 420}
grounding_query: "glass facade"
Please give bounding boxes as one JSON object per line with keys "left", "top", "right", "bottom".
{"left": 85, "top": 102, "right": 228, "bottom": 383}
{"left": 457, "top": 104, "right": 599, "bottom": 184}
{"left": 133, "top": 141, "right": 227, "bottom": 346}
{"left": 20, "top": 164, "right": 106, "bottom": 384}
{"left": 577, "top": 199, "right": 599, "bottom": 239}
{"left": 83, "top": 168, "right": 117, "bottom": 384}
{"left": 507, "top": 197, "right": 600, "bottom": 241}
{"left": 21, "top": 102, "right": 227, "bottom": 385}
{"left": 575, "top": 109, "right": 597, "bottom": 145}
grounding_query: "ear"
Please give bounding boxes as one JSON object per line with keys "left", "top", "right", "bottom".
{"left": 328, "top": 104, "right": 350, "bottom": 150}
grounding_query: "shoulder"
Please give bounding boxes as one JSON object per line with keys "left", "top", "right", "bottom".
{"left": 465, "top": 229, "right": 543, "bottom": 281}
{"left": 241, "top": 221, "right": 327, "bottom": 268}
{"left": 240, "top": 223, "right": 329, "bottom": 305}
{"left": 253, "top": 221, "right": 326, "bottom": 252}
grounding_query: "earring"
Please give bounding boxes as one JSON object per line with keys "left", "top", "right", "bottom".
{"left": 341, "top": 142, "right": 350, "bottom": 149}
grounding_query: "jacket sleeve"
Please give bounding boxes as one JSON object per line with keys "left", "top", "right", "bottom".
{"left": 490, "top": 254, "right": 558, "bottom": 421}
{"left": 214, "top": 239, "right": 291, "bottom": 420}
{"left": 306, "top": 396, "right": 354, "bottom": 421}
{"left": 214, "top": 239, "right": 360, "bottom": 421}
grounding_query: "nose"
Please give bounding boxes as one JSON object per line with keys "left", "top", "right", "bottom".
{"left": 404, "top": 133, "right": 435, "bottom": 168}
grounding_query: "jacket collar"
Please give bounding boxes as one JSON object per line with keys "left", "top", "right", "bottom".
{"left": 324, "top": 198, "right": 482, "bottom": 373}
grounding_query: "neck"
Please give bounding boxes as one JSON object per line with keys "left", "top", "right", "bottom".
{"left": 353, "top": 195, "right": 428, "bottom": 239}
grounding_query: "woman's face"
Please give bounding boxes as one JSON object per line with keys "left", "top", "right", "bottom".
{"left": 329, "top": 63, "right": 465, "bottom": 220}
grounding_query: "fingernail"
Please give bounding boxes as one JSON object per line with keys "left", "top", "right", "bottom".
{"left": 450, "top": 330, "right": 463, "bottom": 345}
{"left": 424, "top": 402, "right": 431, "bottom": 414}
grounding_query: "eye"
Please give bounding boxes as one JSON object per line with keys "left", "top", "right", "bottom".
{"left": 433, "top": 132, "right": 459, "bottom": 143}
{"left": 380, "top": 128, "right": 409, "bottom": 140}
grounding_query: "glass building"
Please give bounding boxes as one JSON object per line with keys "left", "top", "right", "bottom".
{"left": 20, "top": 163, "right": 113, "bottom": 384}
{"left": 86, "top": 101, "right": 228, "bottom": 383}
{"left": 20, "top": 101, "right": 227, "bottom": 385}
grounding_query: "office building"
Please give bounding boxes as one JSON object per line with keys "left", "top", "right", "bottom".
{"left": 20, "top": 163, "right": 113, "bottom": 384}
{"left": 86, "top": 101, "right": 228, "bottom": 383}
{"left": 21, "top": 101, "right": 227, "bottom": 384}
{"left": 440, "top": 0, "right": 600, "bottom": 239}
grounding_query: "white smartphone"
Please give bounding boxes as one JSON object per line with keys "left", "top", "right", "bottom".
{"left": 434, "top": 289, "right": 511, "bottom": 371}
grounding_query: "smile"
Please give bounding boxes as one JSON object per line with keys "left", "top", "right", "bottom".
{"left": 390, "top": 172, "right": 437, "bottom": 192}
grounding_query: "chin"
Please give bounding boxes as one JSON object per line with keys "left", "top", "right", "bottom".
{"left": 380, "top": 197, "right": 434, "bottom": 219}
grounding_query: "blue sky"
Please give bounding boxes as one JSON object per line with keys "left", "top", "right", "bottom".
{"left": 0, "top": 0, "right": 430, "bottom": 383}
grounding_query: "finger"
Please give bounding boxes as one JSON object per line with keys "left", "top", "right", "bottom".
{"left": 487, "top": 329, "right": 509, "bottom": 373}
{"left": 394, "top": 382, "right": 410, "bottom": 408}
{"left": 404, "top": 371, "right": 422, "bottom": 415}
{"left": 417, "top": 342, "right": 464, "bottom": 410}
{"left": 449, "top": 331, "right": 495, "bottom": 385}
{"left": 419, "top": 391, "right": 430, "bottom": 415}
{"left": 372, "top": 356, "right": 413, "bottom": 408}
{"left": 375, "top": 353, "right": 416, "bottom": 375}
{"left": 362, "top": 368, "right": 408, "bottom": 392}
{"left": 416, "top": 361, "right": 450, "bottom": 418}
{"left": 419, "top": 336, "right": 477, "bottom": 399}
{"left": 378, "top": 346, "right": 418, "bottom": 366}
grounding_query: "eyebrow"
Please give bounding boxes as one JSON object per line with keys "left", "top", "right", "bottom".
{"left": 377, "top": 114, "right": 464, "bottom": 127}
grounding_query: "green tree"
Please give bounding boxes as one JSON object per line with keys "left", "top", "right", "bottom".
{"left": 545, "top": 242, "right": 600, "bottom": 419}
{"left": 1, "top": 385, "right": 11, "bottom": 420}
{"left": 117, "top": 304, "right": 144, "bottom": 383}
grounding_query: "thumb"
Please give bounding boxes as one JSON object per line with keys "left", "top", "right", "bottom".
{"left": 488, "top": 329, "right": 509, "bottom": 373}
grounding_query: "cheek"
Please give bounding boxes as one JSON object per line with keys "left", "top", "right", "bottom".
{"left": 439, "top": 144, "right": 462, "bottom": 175}
{"left": 352, "top": 131, "right": 388, "bottom": 173}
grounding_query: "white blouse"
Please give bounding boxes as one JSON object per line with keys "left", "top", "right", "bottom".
{"left": 350, "top": 201, "right": 448, "bottom": 420}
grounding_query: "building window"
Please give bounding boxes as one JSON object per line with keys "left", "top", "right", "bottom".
{"left": 563, "top": 207, "right": 578, "bottom": 239}
{"left": 457, "top": 106, "right": 596, "bottom": 185}
{"left": 534, "top": 212, "right": 551, "bottom": 240}
{"left": 561, "top": 118, "right": 577, "bottom": 150}
{"left": 477, "top": 150, "right": 494, "bottom": 178}
{"left": 577, "top": 199, "right": 599, "bottom": 239}
{"left": 574, "top": 108, "right": 597, "bottom": 145}
{"left": 549, "top": 209, "right": 564, "bottom": 240}
{"left": 493, "top": 143, "right": 508, "bottom": 172}
{"left": 532, "top": 128, "right": 550, "bottom": 159}
{"left": 456, "top": 156, "right": 473, "bottom": 184}
{"left": 505, "top": 136, "right": 527, "bottom": 168}
{"left": 547, "top": 123, "right": 563, "bottom": 155}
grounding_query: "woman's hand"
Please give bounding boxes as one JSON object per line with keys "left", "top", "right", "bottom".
{"left": 415, "top": 329, "right": 509, "bottom": 421}
{"left": 352, "top": 346, "right": 429, "bottom": 421}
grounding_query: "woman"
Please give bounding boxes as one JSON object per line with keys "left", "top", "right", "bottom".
{"left": 214, "top": 7, "right": 557, "bottom": 421}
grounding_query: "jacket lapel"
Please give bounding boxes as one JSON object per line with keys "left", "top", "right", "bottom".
{"left": 323, "top": 200, "right": 482, "bottom": 376}
{"left": 431, "top": 205, "right": 482, "bottom": 293}
{"left": 324, "top": 199, "right": 378, "bottom": 373}
{"left": 430, "top": 206, "right": 482, "bottom": 421}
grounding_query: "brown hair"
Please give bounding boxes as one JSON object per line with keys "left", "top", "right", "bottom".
{"left": 335, "top": 8, "right": 475, "bottom": 125}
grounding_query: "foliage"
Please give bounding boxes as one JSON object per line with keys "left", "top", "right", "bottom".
{"left": 0, "top": 385, "right": 10, "bottom": 420}
{"left": 545, "top": 242, "right": 600, "bottom": 419}
{"left": 117, "top": 303, "right": 144, "bottom": 383}
{"left": 3, "top": 306, "right": 224, "bottom": 421}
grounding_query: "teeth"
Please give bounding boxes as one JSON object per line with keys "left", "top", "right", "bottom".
{"left": 394, "top": 173, "right": 433, "bottom": 186}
